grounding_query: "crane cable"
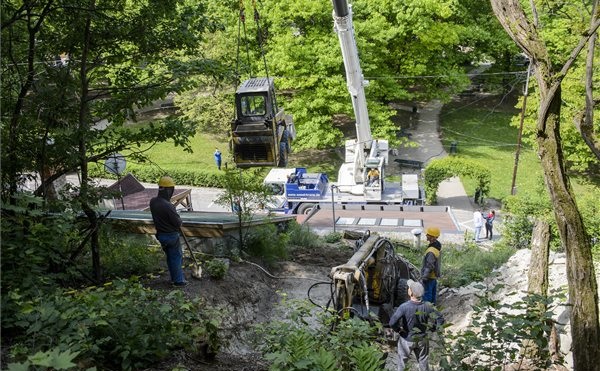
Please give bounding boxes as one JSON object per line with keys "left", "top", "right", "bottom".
{"left": 236, "top": 0, "right": 253, "bottom": 84}
{"left": 250, "top": 0, "right": 278, "bottom": 111}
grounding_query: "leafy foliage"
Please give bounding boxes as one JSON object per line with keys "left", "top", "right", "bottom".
{"left": 0, "top": 194, "right": 83, "bottom": 293}
{"left": 440, "top": 244, "right": 516, "bottom": 288}
{"left": 6, "top": 348, "right": 79, "bottom": 371}
{"left": 393, "top": 239, "right": 514, "bottom": 289}
{"left": 4, "top": 279, "right": 221, "bottom": 370}
{"left": 204, "top": 259, "right": 229, "bottom": 280}
{"left": 247, "top": 224, "right": 289, "bottom": 265}
{"left": 256, "top": 299, "right": 385, "bottom": 371}
{"left": 323, "top": 232, "right": 343, "bottom": 244}
{"left": 98, "top": 226, "right": 163, "bottom": 279}
{"left": 285, "top": 221, "right": 322, "bottom": 249}
{"left": 439, "top": 287, "right": 566, "bottom": 370}
{"left": 424, "top": 157, "right": 491, "bottom": 204}
{"left": 214, "top": 168, "right": 275, "bottom": 251}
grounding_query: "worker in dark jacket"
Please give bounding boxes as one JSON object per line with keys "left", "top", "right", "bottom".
{"left": 389, "top": 280, "right": 444, "bottom": 371}
{"left": 150, "top": 176, "right": 186, "bottom": 287}
{"left": 421, "top": 226, "right": 441, "bottom": 304}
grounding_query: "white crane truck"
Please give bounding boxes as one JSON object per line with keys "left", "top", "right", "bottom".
{"left": 264, "top": 0, "right": 422, "bottom": 214}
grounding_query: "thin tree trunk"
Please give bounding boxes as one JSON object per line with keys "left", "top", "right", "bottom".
{"left": 524, "top": 220, "right": 555, "bottom": 362}
{"left": 527, "top": 220, "right": 550, "bottom": 295}
{"left": 79, "top": 0, "right": 101, "bottom": 282}
{"left": 5, "top": 1, "right": 54, "bottom": 199}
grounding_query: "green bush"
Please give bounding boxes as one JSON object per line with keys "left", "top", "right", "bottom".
{"left": 4, "top": 279, "right": 221, "bottom": 370}
{"left": 392, "top": 240, "right": 515, "bottom": 289}
{"left": 246, "top": 223, "right": 288, "bottom": 265}
{"left": 1, "top": 194, "right": 83, "bottom": 292}
{"left": 285, "top": 221, "right": 322, "bottom": 249}
{"left": 98, "top": 226, "right": 163, "bottom": 278}
{"left": 204, "top": 259, "right": 229, "bottom": 279}
{"left": 502, "top": 191, "right": 560, "bottom": 250}
{"left": 324, "top": 232, "right": 343, "bottom": 243}
{"left": 576, "top": 186, "right": 600, "bottom": 255}
{"left": 424, "top": 157, "right": 491, "bottom": 205}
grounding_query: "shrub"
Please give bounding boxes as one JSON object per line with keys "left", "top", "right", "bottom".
{"left": 392, "top": 240, "right": 515, "bottom": 289}
{"left": 324, "top": 232, "right": 343, "bottom": 243}
{"left": 502, "top": 192, "right": 560, "bottom": 250}
{"left": 440, "top": 243, "right": 516, "bottom": 288}
{"left": 4, "top": 279, "right": 222, "bottom": 370}
{"left": 98, "top": 226, "right": 163, "bottom": 278}
{"left": 204, "top": 259, "right": 229, "bottom": 279}
{"left": 285, "top": 221, "right": 321, "bottom": 249}
{"left": 1, "top": 194, "right": 83, "bottom": 292}
{"left": 424, "top": 157, "right": 491, "bottom": 205}
{"left": 246, "top": 223, "right": 288, "bottom": 265}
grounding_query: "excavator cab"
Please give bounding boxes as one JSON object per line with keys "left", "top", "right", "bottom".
{"left": 230, "top": 77, "right": 295, "bottom": 168}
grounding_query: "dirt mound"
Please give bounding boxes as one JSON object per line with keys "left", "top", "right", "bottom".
{"left": 148, "top": 244, "right": 354, "bottom": 370}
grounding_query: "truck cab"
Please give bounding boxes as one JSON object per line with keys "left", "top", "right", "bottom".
{"left": 231, "top": 78, "right": 295, "bottom": 168}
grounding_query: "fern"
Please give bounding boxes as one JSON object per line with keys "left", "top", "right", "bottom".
{"left": 349, "top": 343, "right": 386, "bottom": 371}
{"left": 312, "top": 348, "right": 339, "bottom": 371}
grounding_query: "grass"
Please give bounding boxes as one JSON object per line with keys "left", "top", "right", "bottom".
{"left": 439, "top": 100, "right": 543, "bottom": 201}
{"left": 395, "top": 239, "right": 517, "bottom": 289}
{"left": 116, "top": 130, "right": 238, "bottom": 177}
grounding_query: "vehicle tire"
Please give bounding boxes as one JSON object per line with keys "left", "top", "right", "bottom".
{"left": 278, "top": 144, "right": 288, "bottom": 167}
{"left": 296, "top": 203, "right": 316, "bottom": 215}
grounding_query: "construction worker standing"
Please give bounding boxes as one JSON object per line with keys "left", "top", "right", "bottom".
{"left": 389, "top": 279, "right": 444, "bottom": 371}
{"left": 421, "top": 226, "right": 441, "bottom": 304}
{"left": 150, "top": 176, "right": 187, "bottom": 287}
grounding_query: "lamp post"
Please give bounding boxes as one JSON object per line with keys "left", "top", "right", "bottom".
{"left": 331, "top": 184, "right": 338, "bottom": 233}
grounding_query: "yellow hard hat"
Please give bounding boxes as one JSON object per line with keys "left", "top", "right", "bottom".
{"left": 425, "top": 226, "right": 441, "bottom": 238}
{"left": 158, "top": 176, "right": 175, "bottom": 187}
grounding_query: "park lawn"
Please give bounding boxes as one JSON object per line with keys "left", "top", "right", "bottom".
{"left": 439, "top": 103, "right": 543, "bottom": 201}
{"left": 127, "top": 131, "right": 231, "bottom": 174}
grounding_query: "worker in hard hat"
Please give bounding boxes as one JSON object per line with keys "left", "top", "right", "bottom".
{"left": 421, "top": 226, "right": 441, "bottom": 304}
{"left": 149, "top": 176, "right": 187, "bottom": 287}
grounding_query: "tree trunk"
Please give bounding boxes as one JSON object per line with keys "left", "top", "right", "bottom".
{"left": 527, "top": 220, "right": 550, "bottom": 295}
{"left": 79, "top": 0, "right": 102, "bottom": 282}
{"left": 536, "top": 87, "right": 600, "bottom": 370}
{"left": 524, "top": 220, "right": 555, "bottom": 361}
{"left": 490, "top": 1, "right": 600, "bottom": 368}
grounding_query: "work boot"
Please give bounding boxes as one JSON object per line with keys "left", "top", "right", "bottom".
{"left": 173, "top": 281, "right": 188, "bottom": 287}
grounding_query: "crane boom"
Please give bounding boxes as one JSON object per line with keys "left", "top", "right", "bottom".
{"left": 332, "top": 0, "right": 372, "bottom": 148}
{"left": 331, "top": 0, "right": 388, "bottom": 198}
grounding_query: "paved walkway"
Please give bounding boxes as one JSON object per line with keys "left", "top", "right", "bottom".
{"left": 393, "top": 100, "right": 500, "bottom": 244}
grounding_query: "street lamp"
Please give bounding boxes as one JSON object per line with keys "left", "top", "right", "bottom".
{"left": 331, "top": 184, "right": 339, "bottom": 233}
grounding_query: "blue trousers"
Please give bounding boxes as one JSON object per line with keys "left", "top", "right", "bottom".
{"left": 157, "top": 233, "right": 185, "bottom": 284}
{"left": 423, "top": 279, "right": 437, "bottom": 304}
